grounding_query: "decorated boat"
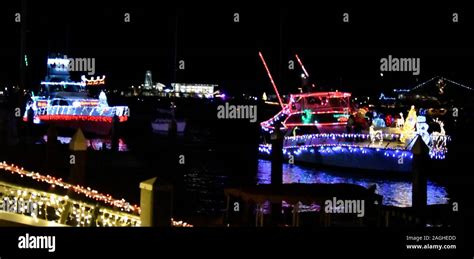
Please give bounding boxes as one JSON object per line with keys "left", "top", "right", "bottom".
{"left": 23, "top": 56, "right": 129, "bottom": 135}
{"left": 258, "top": 52, "right": 449, "bottom": 173}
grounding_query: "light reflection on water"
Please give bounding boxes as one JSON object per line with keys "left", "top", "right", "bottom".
{"left": 41, "top": 135, "right": 129, "bottom": 151}
{"left": 257, "top": 160, "right": 449, "bottom": 207}
{"left": 183, "top": 159, "right": 450, "bottom": 215}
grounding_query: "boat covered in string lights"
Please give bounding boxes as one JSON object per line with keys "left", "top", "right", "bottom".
{"left": 258, "top": 52, "right": 450, "bottom": 173}
{"left": 260, "top": 95, "right": 450, "bottom": 173}
{"left": 261, "top": 91, "right": 352, "bottom": 134}
{"left": 23, "top": 56, "right": 129, "bottom": 135}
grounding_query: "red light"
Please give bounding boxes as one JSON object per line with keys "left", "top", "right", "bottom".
{"left": 290, "top": 92, "right": 351, "bottom": 99}
{"left": 284, "top": 122, "right": 346, "bottom": 127}
{"left": 295, "top": 54, "right": 309, "bottom": 78}
{"left": 259, "top": 52, "right": 284, "bottom": 108}
{"left": 38, "top": 115, "right": 128, "bottom": 123}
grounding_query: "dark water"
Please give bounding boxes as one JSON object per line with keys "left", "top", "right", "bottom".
{"left": 183, "top": 159, "right": 449, "bottom": 215}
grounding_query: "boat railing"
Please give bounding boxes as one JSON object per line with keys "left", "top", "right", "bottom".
{"left": 35, "top": 105, "right": 130, "bottom": 117}
{"left": 282, "top": 133, "right": 450, "bottom": 159}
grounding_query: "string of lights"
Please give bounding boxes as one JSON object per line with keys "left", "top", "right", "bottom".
{"left": 259, "top": 139, "right": 447, "bottom": 160}
{"left": 409, "top": 76, "right": 474, "bottom": 92}
{"left": 0, "top": 162, "right": 194, "bottom": 227}
{"left": 0, "top": 162, "right": 139, "bottom": 213}
{"left": 409, "top": 76, "right": 439, "bottom": 92}
{"left": 37, "top": 115, "right": 128, "bottom": 123}
{"left": 260, "top": 143, "right": 411, "bottom": 157}
{"left": 0, "top": 181, "right": 141, "bottom": 227}
{"left": 260, "top": 107, "right": 290, "bottom": 132}
{"left": 442, "top": 77, "right": 474, "bottom": 91}
{"left": 285, "top": 133, "right": 401, "bottom": 141}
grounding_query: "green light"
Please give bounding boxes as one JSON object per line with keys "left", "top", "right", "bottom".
{"left": 301, "top": 109, "right": 313, "bottom": 124}
{"left": 24, "top": 55, "right": 28, "bottom": 67}
{"left": 333, "top": 114, "right": 349, "bottom": 119}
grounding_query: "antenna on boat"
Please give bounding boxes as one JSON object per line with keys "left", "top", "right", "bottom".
{"left": 258, "top": 51, "right": 284, "bottom": 108}
{"left": 295, "top": 53, "right": 317, "bottom": 92}
{"left": 295, "top": 54, "right": 309, "bottom": 78}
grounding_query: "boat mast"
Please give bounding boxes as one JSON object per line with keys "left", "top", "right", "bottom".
{"left": 258, "top": 52, "right": 284, "bottom": 108}
{"left": 295, "top": 53, "right": 317, "bottom": 93}
{"left": 295, "top": 54, "right": 309, "bottom": 78}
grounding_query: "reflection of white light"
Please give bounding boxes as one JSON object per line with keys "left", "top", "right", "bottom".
{"left": 301, "top": 73, "right": 306, "bottom": 79}
{"left": 72, "top": 101, "right": 81, "bottom": 107}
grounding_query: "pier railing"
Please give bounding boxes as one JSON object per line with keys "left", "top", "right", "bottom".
{"left": 0, "top": 181, "right": 141, "bottom": 227}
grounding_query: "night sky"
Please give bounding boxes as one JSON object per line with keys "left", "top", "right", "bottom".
{"left": 1, "top": 3, "right": 474, "bottom": 96}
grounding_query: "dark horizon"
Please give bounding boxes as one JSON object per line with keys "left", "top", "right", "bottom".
{"left": 2, "top": 4, "right": 474, "bottom": 96}
{"left": 0, "top": 4, "right": 473, "bottom": 257}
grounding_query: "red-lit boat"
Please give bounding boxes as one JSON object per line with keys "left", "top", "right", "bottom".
{"left": 23, "top": 56, "right": 129, "bottom": 135}
{"left": 260, "top": 91, "right": 352, "bottom": 135}
{"left": 258, "top": 52, "right": 448, "bottom": 173}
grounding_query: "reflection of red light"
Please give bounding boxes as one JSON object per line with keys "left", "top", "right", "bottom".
{"left": 38, "top": 115, "right": 128, "bottom": 123}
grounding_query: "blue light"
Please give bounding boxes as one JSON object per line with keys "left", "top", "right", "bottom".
{"left": 41, "top": 81, "right": 86, "bottom": 87}
{"left": 259, "top": 144, "right": 421, "bottom": 161}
